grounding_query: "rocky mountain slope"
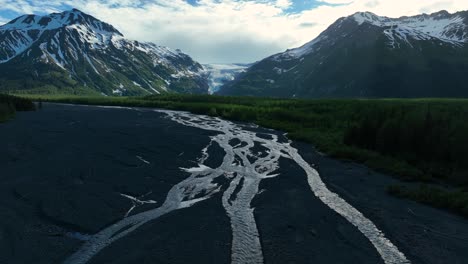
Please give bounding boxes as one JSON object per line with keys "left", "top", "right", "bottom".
{"left": 0, "top": 9, "right": 209, "bottom": 95}
{"left": 219, "top": 10, "right": 468, "bottom": 98}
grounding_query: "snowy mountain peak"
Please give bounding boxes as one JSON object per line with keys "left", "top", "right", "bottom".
{"left": 430, "top": 10, "right": 451, "bottom": 18}
{"left": 352, "top": 10, "right": 465, "bottom": 29}
{"left": 0, "top": 9, "right": 127, "bottom": 63}
{"left": 276, "top": 9, "right": 468, "bottom": 60}
{"left": 0, "top": 10, "right": 209, "bottom": 95}
{"left": 351, "top": 10, "right": 466, "bottom": 26}
{"left": 1, "top": 9, "right": 122, "bottom": 36}
{"left": 352, "top": 11, "right": 385, "bottom": 25}
{"left": 350, "top": 10, "right": 468, "bottom": 46}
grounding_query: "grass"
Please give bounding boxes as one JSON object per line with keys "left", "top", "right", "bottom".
{"left": 19, "top": 94, "right": 468, "bottom": 218}
{"left": 387, "top": 184, "right": 468, "bottom": 218}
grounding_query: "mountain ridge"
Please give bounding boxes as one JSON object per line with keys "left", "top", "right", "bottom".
{"left": 219, "top": 9, "right": 468, "bottom": 98}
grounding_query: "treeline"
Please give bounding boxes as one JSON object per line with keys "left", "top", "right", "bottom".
{"left": 0, "top": 94, "right": 36, "bottom": 122}
{"left": 343, "top": 102, "right": 468, "bottom": 186}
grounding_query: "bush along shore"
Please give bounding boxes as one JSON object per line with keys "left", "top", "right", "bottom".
{"left": 23, "top": 94, "right": 468, "bottom": 218}
{"left": 0, "top": 93, "right": 36, "bottom": 122}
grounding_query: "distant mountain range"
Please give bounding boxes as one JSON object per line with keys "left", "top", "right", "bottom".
{"left": 2, "top": 9, "right": 468, "bottom": 98}
{"left": 0, "top": 9, "right": 209, "bottom": 95}
{"left": 219, "top": 10, "right": 468, "bottom": 98}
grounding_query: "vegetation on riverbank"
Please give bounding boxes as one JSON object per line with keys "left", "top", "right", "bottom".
{"left": 22, "top": 94, "right": 468, "bottom": 217}
{"left": 0, "top": 94, "right": 36, "bottom": 122}
{"left": 388, "top": 184, "right": 468, "bottom": 218}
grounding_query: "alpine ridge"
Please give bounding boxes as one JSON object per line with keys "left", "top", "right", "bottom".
{"left": 0, "top": 9, "right": 209, "bottom": 95}
{"left": 219, "top": 10, "right": 468, "bottom": 98}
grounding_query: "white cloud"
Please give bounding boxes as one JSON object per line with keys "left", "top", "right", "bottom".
{"left": 63, "top": 0, "right": 306, "bottom": 63}
{"left": 275, "top": 0, "right": 293, "bottom": 9}
{"left": 1, "top": 0, "right": 468, "bottom": 63}
{"left": 0, "top": 0, "right": 62, "bottom": 14}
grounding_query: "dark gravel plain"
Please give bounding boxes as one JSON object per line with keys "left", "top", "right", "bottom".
{"left": 0, "top": 103, "right": 467, "bottom": 264}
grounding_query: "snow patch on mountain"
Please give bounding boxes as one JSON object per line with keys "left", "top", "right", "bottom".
{"left": 353, "top": 11, "right": 468, "bottom": 44}
{"left": 275, "top": 35, "right": 326, "bottom": 60}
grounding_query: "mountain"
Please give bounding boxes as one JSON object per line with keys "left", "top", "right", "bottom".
{"left": 0, "top": 9, "right": 208, "bottom": 96}
{"left": 218, "top": 10, "right": 468, "bottom": 98}
{"left": 203, "top": 63, "right": 250, "bottom": 94}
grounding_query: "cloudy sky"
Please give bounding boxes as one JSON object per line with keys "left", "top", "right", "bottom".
{"left": 1, "top": 0, "right": 468, "bottom": 63}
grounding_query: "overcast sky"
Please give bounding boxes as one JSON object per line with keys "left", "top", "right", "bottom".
{"left": 1, "top": 0, "right": 468, "bottom": 63}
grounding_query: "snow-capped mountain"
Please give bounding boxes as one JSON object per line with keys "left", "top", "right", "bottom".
{"left": 203, "top": 63, "right": 250, "bottom": 94}
{"left": 219, "top": 10, "right": 468, "bottom": 98}
{"left": 280, "top": 10, "right": 468, "bottom": 59}
{"left": 0, "top": 9, "right": 209, "bottom": 95}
